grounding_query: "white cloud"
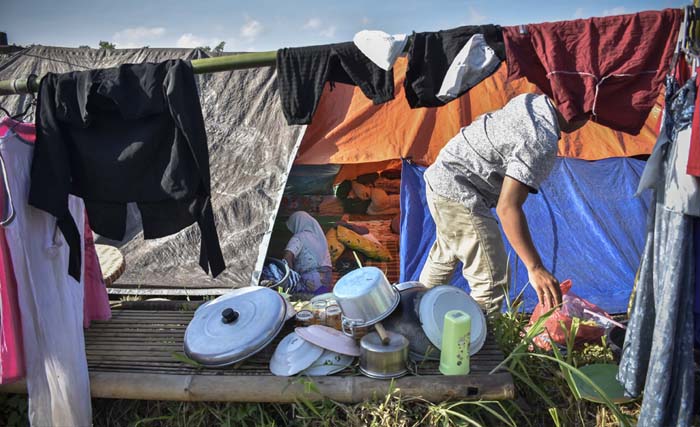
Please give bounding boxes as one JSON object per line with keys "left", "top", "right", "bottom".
{"left": 240, "top": 17, "right": 263, "bottom": 41}
{"left": 303, "top": 18, "right": 322, "bottom": 30}
{"left": 601, "top": 6, "right": 627, "bottom": 16}
{"left": 176, "top": 33, "right": 219, "bottom": 48}
{"left": 573, "top": 8, "right": 585, "bottom": 19}
{"left": 319, "top": 26, "right": 337, "bottom": 38}
{"left": 112, "top": 26, "right": 166, "bottom": 48}
{"left": 466, "top": 6, "right": 487, "bottom": 25}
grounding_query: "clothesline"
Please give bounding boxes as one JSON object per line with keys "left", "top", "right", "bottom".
{"left": 0, "top": 50, "right": 279, "bottom": 95}
{"left": 0, "top": 5, "right": 693, "bottom": 97}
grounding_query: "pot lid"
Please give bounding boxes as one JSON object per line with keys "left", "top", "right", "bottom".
{"left": 270, "top": 331, "right": 324, "bottom": 376}
{"left": 302, "top": 349, "right": 354, "bottom": 376}
{"left": 382, "top": 282, "right": 440, "bottom": 360}
{"left": 360, "top": 330, "right": 409, "bottom": 354}
{"left": 418, "top": 286, "right": 487, "bottom": 355}
{"left": 295, "top": 325, "right": 361, "bottom": 356}
{"left": 184, "top": 287, "right": 287, "bottom": 367}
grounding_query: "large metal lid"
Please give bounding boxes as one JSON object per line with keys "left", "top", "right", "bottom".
{"left": 184, "top": 287, "right": 287, "bottom": 367}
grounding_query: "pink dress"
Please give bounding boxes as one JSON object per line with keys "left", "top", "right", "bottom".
{"left": 0, "top": 119, "right": 30, "bottom": 384}
{"left": 83, "top": 215, "right": 112, "bottom": 327}
{"left": 0, "top": 165, "right": 24, "bottom": 384}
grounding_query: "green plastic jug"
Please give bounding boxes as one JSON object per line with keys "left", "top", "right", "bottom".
{"left": 439, "top": 310, "right": 471, "bottom": 376}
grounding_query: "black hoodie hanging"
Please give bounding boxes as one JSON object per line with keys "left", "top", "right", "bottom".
{"left": 30, "top": 59, "right": 225, "bottom": 280}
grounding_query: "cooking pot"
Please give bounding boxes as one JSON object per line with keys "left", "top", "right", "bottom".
{"left": 333, "top": 266, "right": 400, "bottom": 335}
{"left": 382, "top": 281, "right": 440, "bottom": 361}
{"left": 359, "top": 330, "right": 409, "bottom": 379}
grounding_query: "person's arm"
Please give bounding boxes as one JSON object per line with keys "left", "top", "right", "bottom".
{"left": 496, "top": 177, "right": 562, "bottom": 309}
{"left": 283, "top": 250, "right": 295, "bottom": 268}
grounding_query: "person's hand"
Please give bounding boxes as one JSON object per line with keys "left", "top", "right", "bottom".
{"left": 287, "top": 269, "right": 302, "bottom": 293}
{"left": 528, "top": 264, "right": 562, "bottom": 310}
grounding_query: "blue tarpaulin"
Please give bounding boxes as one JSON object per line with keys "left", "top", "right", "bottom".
{"left": 399, "top": 158, "right": 650, "bottom": 313}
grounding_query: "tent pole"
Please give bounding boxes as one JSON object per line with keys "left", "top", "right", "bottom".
{"left": 0, "top": 50, "right": 278, "bottom": 96}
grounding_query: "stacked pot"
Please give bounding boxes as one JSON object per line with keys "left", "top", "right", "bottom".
{"left": 182, "top": 267, "right": 488, "bottom": 380}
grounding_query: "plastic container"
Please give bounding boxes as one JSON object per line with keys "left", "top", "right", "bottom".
{"left": 439, "top": 310, "right": 471, "bottom": 376}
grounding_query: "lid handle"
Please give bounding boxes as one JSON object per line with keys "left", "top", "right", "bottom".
{"left": 221, "top": 308, "right": 239, "bottom": 324}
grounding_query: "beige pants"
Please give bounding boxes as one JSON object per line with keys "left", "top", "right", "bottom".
{"left": 419, "top": 183, "right": 508, "bottom": 314}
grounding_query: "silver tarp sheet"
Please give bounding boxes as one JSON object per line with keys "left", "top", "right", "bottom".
{"left": 0, "top": 46, "right": 306, "bottom": 288}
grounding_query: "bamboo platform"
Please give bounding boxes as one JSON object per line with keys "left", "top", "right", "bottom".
{"left": 0, "top": 305, "right": 515, "bottom": 403}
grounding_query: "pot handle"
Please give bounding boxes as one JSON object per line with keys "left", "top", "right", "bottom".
{"left": 341, "top": 317, "right": 356, "bottom": 337}
{"left": 374, "top": 322, "right": 390, "bottom": 345}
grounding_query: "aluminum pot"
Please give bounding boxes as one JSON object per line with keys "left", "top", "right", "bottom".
{"left": 382, "top": 281, "right": 440, "bottom": 361}
{"left": 333, "top": 267, "right": 400, "bottom": 333}
{"left": 359, "top": 330, "right": 409, "bottom": 379}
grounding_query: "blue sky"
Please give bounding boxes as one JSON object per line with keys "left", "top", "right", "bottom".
{"left": 1, "top": 0, "right": 686, "bottom": 51}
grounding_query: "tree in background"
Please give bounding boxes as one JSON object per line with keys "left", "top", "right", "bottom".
{"left": 78, "top": 45, "right": 90, "bottom": 49}
{"left": 98, "top": 41, "right": 115, "bottom": 50}
{"left": 196, "top": 41, "right": 225, "bottom": 55}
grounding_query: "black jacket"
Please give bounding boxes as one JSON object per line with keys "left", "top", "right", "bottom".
{"left": 30, "top": 59, "right": 225, "bottom": 280}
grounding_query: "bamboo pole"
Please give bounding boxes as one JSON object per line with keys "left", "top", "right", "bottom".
{"left": 0, "top": 371, "right": 515, "bottom": 402}
{"left": 0, "top": 50, "right": 277, "bottom": 96}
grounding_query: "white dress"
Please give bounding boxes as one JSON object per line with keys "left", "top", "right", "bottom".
{"left": 1, "top": 130, "right": 91, "bottom": 426}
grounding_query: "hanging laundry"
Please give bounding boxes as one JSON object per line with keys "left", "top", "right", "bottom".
{"left": 277, "top": 42, "right": 395, "bottom": 125}
{"left": 687, "top": 70, "right": 700, "bottom": 176}
{"left": 637, "top": 76, "right": 700, "bottom": 215}
{"left": 404, "top": 24, "right": 505, "bottom": 108}
{"left": 353, "top": 30, "right": 408, "bottom": 71}
{"left": 1, "top": 128, "right": 92, "bottom": 426}
{"left": 30, "top": 59, "right": 225, "bottom": 280}
{"left": 0, "top": 125, "right": 23, "bottom": 384}
{"left": 83, "top": 213, "right": 111, "bottom": 328}
{"left": 696, "top": 220, "right": 700, "bottom": 349}
{"left": 502, "top": 9, "right": 682, "bottom": 135}
{"left": 618, "top": 73, "right": 696, "bottom": 427}
{"left": 436, "top": 33, "right": 501, "bottom": 103}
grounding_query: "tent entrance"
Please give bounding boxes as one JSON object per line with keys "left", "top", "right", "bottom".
{"left": 264, "top": 163, "right": 403, "bottom": 285}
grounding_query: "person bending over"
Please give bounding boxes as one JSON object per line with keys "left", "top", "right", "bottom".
{"left": 420, "top": 93, "right": 587, "bottom": 314}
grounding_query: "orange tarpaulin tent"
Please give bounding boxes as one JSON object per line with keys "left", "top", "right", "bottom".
{"left": 296, "top": 58, "right": 660, "bottom": 169}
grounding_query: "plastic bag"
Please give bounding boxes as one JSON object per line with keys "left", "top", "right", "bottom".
{"left": 528, "top": 279, "right": 614, "bottom": 350}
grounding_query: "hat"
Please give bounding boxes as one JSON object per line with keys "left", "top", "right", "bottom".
{"left": 353, "top": 30, "right": 408, "bottom": 71}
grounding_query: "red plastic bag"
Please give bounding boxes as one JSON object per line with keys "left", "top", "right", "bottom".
{"left": 528, "top": 279, "right": 613, "bottom": 350}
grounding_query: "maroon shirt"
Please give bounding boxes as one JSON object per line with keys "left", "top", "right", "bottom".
{"left": 503, "top": 9, "right": 681, "bottom": 135}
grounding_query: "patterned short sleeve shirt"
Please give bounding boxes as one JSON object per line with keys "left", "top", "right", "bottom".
{"left": 424, "top": 93, "right": 561, "bottom": 216}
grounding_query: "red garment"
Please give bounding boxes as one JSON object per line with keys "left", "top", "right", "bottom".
{"left": 503, "top": 9, "right": 681, "bottom": 135}
{"left": 688, "top": 70, "right": 700, "bottom": 176}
